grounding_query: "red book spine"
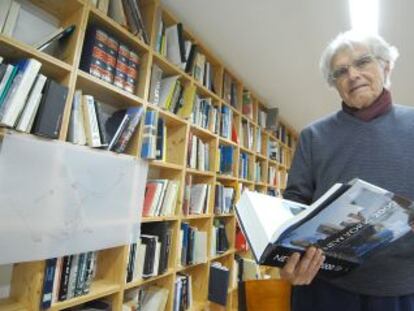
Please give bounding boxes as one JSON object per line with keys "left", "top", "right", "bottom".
{"left": 89, "top": 29, "right": 108, "bottom": 79}
{"left": 113, "top": 44, "right": 130, "bottom": 89}
{"left": 104, "top": 36, "right": 119, "bottom": 84}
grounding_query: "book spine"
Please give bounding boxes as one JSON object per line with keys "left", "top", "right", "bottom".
{"left": 83, "top": 95, "right": 102, "bottom": 147}
{"left": 82, "top": 27, "right": 108, "bottom": 80}
{"left": 107, "top": 113, "right": 130, "bottom": 151}
{"left": 0, "top": 59, "right": 42, "bottom": 127}
{"left": 104, "top": 36, "right": 119, "bottom": 84}
{"left": 124, "top": 51, "right": 139, "bottom": 93}
{"left": 58, "top": 255, "right": 72, "bottom": 301}
{"left": 113, "top": 44, "right": 129, "bottom": 89}
{"left": 40, "top": 258, "right": 57, "bottom": 309}
{"left": 113, "top": 106, "right": 144, "bottom": 153}
{"left": 15, "top": 74, "right": 47, "bottom": 133}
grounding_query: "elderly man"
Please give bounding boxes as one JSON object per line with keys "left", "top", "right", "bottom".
{"left": 281, "top": 31, "right": 414, "bottom": 311}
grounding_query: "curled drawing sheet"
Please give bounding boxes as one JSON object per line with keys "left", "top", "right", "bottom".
{"left": 0, "top": 133, "right": 148, "bottom": 264}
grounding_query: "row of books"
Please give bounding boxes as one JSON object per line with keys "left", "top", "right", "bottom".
{"left": 268, "top": 166, "right": 284, "bottom": 188}
{"left": 242, "top": 90, "right": 254, "bottom": 119}
{"left": 218, "top": 145, "right": 234, "bottom": 176}
{"left": 148, "top": 69, "right": 196, "bottom": 121}
{"left": 0, "top": 1, "right": 76, "bottom": 57}
{"left": 214, "top": 184, "right": 235, "bottom": 215}
{"left": 222, "top": 72, "right": 238, "bottom": 108}
{"left": 277, "top": 123, "right": 295, "bottom": 147}
{"left": 40, "top": 252, "right": 98, "bottom": 309}
{"left": 126, "top": 222, "right": 172, "bottom": 283}
{"left": 212, "top": 219, "right": 230, "bottom": 255}
{"left": 153, "top": 19, "right": 215, "bottom": 93}
{"left": 0, "top": 58, "right": 68, "bottom": 139}
{"left": 254, "top": 161, "right": 264, "bottom": 183}
{"left": 142, "top": 179, "right": 179, "bottom": 217}
{"left": 107, "top": 0, "right": 149, "bottom": 44}
{"left": 220, "top": 105, "right": 232, "bottom": 140}
{"left": 123, "top": 285, "right": 169, "bottom": 311}
{"left": 268, "top": 139, "right": 282, "bottom": 163}
{"left": 174, "top": 272, "right": 193, "bottom": 311}
{"left": 179, "top": 223, "right": 208, "bottom": 267}
{"left": 190, "top": 96, "right": 219, "bottom": 134}
{"left": 188, "top": 183, "right": 212, "bottom": 215}
{"left": 68, "top": 92, "right": 144, "bottom": 152}
{"left": 240, "top": 120, "right": 254, "bottom": 150}
{"left": 239, "top": 153, "right": 251, "bottom": 180}
{"left": 149, "top": 65, "right": 220, "bottom": 136}
{"left": 140, "top": 110, "right": 166, "bottom": 160}
{"left": 80, "top": 26, "right": 139, "bottom": 94}
{"left": 187, "top": 132, "right": 211, "bottom": 171}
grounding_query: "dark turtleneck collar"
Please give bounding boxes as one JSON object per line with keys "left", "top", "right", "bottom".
{"left": 341, "top": 89, "right": 392, "bottom": 122}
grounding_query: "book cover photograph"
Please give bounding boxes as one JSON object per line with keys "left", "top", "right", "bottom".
{"left": 236, "top": 179, "right": 414, "bottom": 276}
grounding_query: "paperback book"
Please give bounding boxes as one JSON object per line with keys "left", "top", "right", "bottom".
{"left": 236, "top": 178, "right": 414, "bottom": 276}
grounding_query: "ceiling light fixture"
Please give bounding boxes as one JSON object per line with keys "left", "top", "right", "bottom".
{"left": 349, "top": 0, "right": 379, "bottom": 34}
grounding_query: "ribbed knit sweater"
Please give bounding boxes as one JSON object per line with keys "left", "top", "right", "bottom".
{"left": 284, "top": 104, "right": 414, "bottom": 296}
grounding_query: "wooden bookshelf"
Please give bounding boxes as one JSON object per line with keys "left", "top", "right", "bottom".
{"left": 0, "top": 0, "right": 298, "bottom": 310}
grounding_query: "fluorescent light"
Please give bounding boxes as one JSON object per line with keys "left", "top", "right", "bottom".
{"left": 349, "top": 0, "right": 378, "bottom": 34}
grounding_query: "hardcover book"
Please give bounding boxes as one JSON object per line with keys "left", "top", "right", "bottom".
{"left": 236, "top": 178, "right": 414, "bottom": 276}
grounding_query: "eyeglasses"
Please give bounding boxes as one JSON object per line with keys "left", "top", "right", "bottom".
{"left": 330, "top": 54, "right": 378, "bottom": 82}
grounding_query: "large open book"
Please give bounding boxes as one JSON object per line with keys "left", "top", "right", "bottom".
{"left": 236, "top": 179, "right": 414, "bottom": 276}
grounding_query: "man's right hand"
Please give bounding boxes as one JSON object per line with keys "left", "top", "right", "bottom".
{"left": 280, "top": 247, "right": 325, "bottom": 285}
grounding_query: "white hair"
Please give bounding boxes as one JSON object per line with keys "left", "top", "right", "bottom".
{"left": 320, "top": 31, "right": 399, "bottom": 87}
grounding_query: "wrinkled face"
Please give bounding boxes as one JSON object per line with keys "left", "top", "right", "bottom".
{"left": 331, "top": 45, "right": 389, "bottom": 109}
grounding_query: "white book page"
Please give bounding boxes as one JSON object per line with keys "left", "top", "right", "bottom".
{"left": 0, "top": 132, "right": 148, "bottom": 265}
{"left": 236, "top": 190, "right": 297, "bottom": 261}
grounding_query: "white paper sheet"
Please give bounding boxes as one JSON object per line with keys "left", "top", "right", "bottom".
{"left": 0, "top": 133, "right": 148, "bottom": 264}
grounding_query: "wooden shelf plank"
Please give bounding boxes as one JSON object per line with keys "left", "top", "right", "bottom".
{"left": 49, "top": 280, "right": 120, "bottom": 310}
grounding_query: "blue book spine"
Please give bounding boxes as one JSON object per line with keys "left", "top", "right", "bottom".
{"left": 41, "top": 258, "right": 58, "bottom": 309}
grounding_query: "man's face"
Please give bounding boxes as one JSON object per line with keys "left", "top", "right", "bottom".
{"left": 331, "top": 45, "right": 389, "bottom": 109}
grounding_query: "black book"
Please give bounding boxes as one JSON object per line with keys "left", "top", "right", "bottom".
{"left": 80, "top": 26, "right": 108, "bottom": 79}
{"left": 208, "top": 263, "right": 230, "bottom": 306}
{"left": 40, "top": 258, "right": 57, "bottom": 309}
{"left": 177, "top": 23, "right": 186, "bottom": 62}
{"left": 35, "top": 25, "right": 76, "bottom": 52}
{"left": 142, "top": 222, "right": 171, "bottom": 275}
{"left": 236, "top": 178, "right": 414, "bottom": 276}
{"left": 31, "top": 80, "right": 68, "bottom": 139}
{"left": 266, "top": 107, "right": 279, "bottom": 130}
{"left": 126, "top": 243, "right": 137, "bottom": 282}
{"left": 140, "top": 235, "right": 157, "bottom": 278}
{"left": 186, "top": 227, "right": 195, "bottom": 265}
{"left": 93, "top": 101, "right": 120, "bottom": 147}
{"left": 58, "top": 255, "right": 73, "bottom": 301}
{"left": 184, "top": 44, "right": 198, "bottom": 74}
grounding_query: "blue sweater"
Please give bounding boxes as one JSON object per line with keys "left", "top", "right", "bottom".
{"left": 284, "top": 104, "right": 414, "bottom": 296}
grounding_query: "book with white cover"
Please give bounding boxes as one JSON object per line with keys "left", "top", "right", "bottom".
{"left": 193, "top": 230, "right": 207, "bottom": 264}
{"left": 82, "top": 95, "right": 101, "bottom": 147}
{"left": 236, "top": 178, "right": 414, "bottom": 276}
{"left": 141, "top": 286, "right": 169, "bottom": 311}
{"left": 67, "top": 90, "right": 87, "bottom": 145}
{"left": 0, "top": 58, "right": 42, "bottom": 127}
{"left": 15, "top": 73, "right": 47, "bottom": 132}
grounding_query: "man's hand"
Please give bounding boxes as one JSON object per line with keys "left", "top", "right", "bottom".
{"left": 280, "top": 247, "right": 325, "bottom": 285}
